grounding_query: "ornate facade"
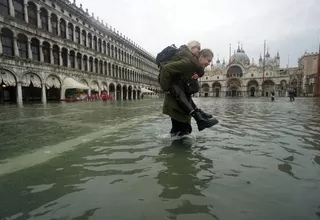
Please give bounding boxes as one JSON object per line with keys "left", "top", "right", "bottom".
{"left": 0, "top": 0, "right": 160, "bottom": 104}
{"left": 198, "top": 46, "right": 303, "bottom": 97}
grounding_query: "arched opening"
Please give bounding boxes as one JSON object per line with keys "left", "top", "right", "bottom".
{"left": 94, "top": 58, "right": 98, "bottom": 73}
{"left": 68, "top": 23, "right": 73, "bottom": 41}
{"left": 1, "top": 0, "right": 10, "bottom": 15}
{"left": 69, "top": 50, "right": 75, "bottom": 68}
{"left": 88, "top": 33, "right": 92, "bottom": 49}
{"left": 99, "top": 60, "right": 103, "bottom": 74}
{"left": 27, "top": 2, "right": 37, "bottom": 26}
{"left": 83, "top": 55, "right": 88, "bottom": 71}
{"left": 212, "top": 82, "right": 221, "bottom": 97}
{"left": 77, "top": 52, "right": 81, "bottom": 70}
{"left": 226, "top": 78, "right": 241, "bottom": 97}
{"left": 91, "top": 81, "right": 99, "bottom": 95}
{"left": 280, "top": 80, "right": 287, "bottom": 97}
{"left": 116, "top": 84, "right": 121, "bottom": 100}
{"left": 75, "top": 26, "right": 80, "bottom": 44}
{"left": 122, "top": 85, "right": 127, "bottom": 100}
{"left": 226, "top": 65, "right": 243, "bottom": 77}
{"left": 17, "top": 33, "right": 28, "bottom": 58}
{"left": 101, "top": 82, "right": 107, "bottom": 92}
{"left": 31, "top": 38, "right": 40, "bottom": 61}
{"left": 103, "top": 41, "right": 106, "bottom": 54}
{"left": 14, "top": 0, "right": 24, "bottom": 20}
{"left": 42, "top": 41, "right": 50, "bottom": 63}
{"left": 247, "top": 80, "right": 259, "bottom": 97}
{"left": 93, "top": 36, "right": 97, "bottom": 51}
{"left": 133, "top": 89, "right": 136, "bottom": 100}
{"left": 0, "top": 70, "right": 17, "bottom": 104}
{"left": 52, "top": 45, "right": 59, "bottom": 65}
{"left": 46, "top": 75, "right": 61, "bottom": 101}
{"left": 21, "top": 73, "right": 42, "bottom": 102}
{"left": 128, "top": 86, "right": 132, "bottom": 100}
{"left": 262, "top": 80, "right": 275, "bottom": 97}
{"left": 40, "top": 8, "right": 48, "bottom": 31}
{"left": 109, "top": 83, "right": 115, "bottom": 98}
{"left": 137, "top": 88, "right": 141, "bottom": 99}
{"left": 1, "top": 28, "right": 14, "bottom": 56}
{"left": 61, "top": 48, "right": 68, "bottom": 67}
{"left": 51, "top": 14, "right": 58, "bottom": 35}
{"left": 89, "top": 57, "right": 93, "bottom": 72}
{"left": 201, "top": 83, "right": 210, "bottom": 97}
{"left": 60, "top": 18, "right": 66, "bottom": 38}
{"left": 98, "top": 38, "right": 102, "bottom": 53}
{"left": 82, "top": 30, "right": 86, "bottom": 46}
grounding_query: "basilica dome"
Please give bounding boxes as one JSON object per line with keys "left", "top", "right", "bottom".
{"left": 231, "top": 47, "right": 250, "bottom": 65}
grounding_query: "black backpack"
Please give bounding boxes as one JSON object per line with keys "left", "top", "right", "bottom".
{"left": 155, "top": 44, "right": 178, "bottom": 68}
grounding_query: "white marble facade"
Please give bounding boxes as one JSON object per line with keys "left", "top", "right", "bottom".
{"left": 198, "top": 46, "right": 302, "bottom": 97}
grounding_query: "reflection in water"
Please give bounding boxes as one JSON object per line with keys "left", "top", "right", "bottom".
{"left": 156, "top": 138, "right": 219, "bottom": 220}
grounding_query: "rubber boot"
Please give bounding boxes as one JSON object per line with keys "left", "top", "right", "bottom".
{"left": 190, "top": 111, "right": 219, "bottom": 131}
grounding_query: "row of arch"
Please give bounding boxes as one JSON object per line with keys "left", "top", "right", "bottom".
{"left": 0, "top": 27, "right": 158, "bottom": 84}
{"left": 0, "top": 69, "right": 161, "bottom": 104}
{"left": 200, "top": 78, "right": 298, "bottom": 97}
{"left": 0, "top": 0, "right": 157, "bottom": 74}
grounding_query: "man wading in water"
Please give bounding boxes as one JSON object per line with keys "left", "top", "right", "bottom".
{"left": 158, "top": 41, "right": 219, "bottom": 136}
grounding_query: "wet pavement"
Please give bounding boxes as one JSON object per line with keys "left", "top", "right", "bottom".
{"left": 0, "top": 97, "right": 320, "bottom": 220}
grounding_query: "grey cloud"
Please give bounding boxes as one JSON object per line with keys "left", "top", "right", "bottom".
{"left": 80, "top": 0, "right": 320, "bottom": 67}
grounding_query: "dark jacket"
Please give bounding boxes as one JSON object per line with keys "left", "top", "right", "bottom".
{"left": 161, "top": 45, "right": 203, "bottom": 123}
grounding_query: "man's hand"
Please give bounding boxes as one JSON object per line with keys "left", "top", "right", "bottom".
{"left": 192, "top": 73, "right": 199, "bottom": 79}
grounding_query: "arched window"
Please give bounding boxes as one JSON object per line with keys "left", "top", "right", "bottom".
{"left": 98, "top": 39, "right": 101, "bottom": 53}
{"left": 60, "top": 19, "right": 66, "bottom": 38}
{"left": 75, "top": 27, "right": 80, "bottom": 44}
{"left": 51, "top": 14, "right": 58, "bottom": 35}
{"left": 52, "top": 45, "right": 59, "bottom": 65}
{"left": 68, "top": 23, "right": 73, "bottom": 41}
{"left": 17, "top": 34, "right": 28, "bottom": 58}
{"left": 99, "top": 60, "right": 103, "bottom": 74}
{"left": 89, "top": 57, "right": 93, "bottom": 72}
{"left": 13, "top": 0, "right": 24, "bottom": 20}
{"left": 115, "top": 46, "right": 117, "bottom": 59}
{"left": 27, "top": 2, "right": 37, "bottom": 26}
{"left": 69, "top": 50, "right": 75, "bottom": 68}
{"left": 88, "top": 33, "right": 92, "bottom": 49}
{"left": 40, "top": 8, "right": 48, "bottom": 31}
{"left": 103, "top": 41, "right": 106, "bottom": 54}
{"left": 111, "top": 45, "right": 114, "bottom": 58}
{"left": 82, "top": 30, "right": 86, "bottom": 46}
{"left": 61, "top": 48, "right": 68, "bottom": 67}
{"left": 107, "top": 43, "right": 110, "bottom": 56}
{"left": 104, "top": 62, "right": 107, "bottom": 75}
{"left": 42, "top": 41, "right": 50, "bottom": 63}
{"left": 1, "top": 28, "right": 14, "bottom": 56}
{"left": 77, "top": 53, "right": 81, "bottom": 69}
{"left": 83, "top": 55, "right": 88, "bottom": 71}
{"left": 31, "top": 38, "right": 40, "bottom": 61}
{"left": 0, "top": 0, "right": 9, "bottom": 15}
{"left": 93, "top": 36, "right": 97, "bottom": 51}
{"left": 108, "top": 63, "right": 111, "bottom": 76}
{"left": 94, "top": 58, "right": 98, "bottom": 73}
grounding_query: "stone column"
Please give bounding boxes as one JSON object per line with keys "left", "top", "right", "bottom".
{"left": 79, "top": 28, "right": 82, "bottom": 45}
{"left": 8, "top": 0, "right": 14, "bottom": 17}
{"left": 14, "top": 37, "right": 19, "bottom": 57}
{"left": 0, "top": 33, "right": 3, "bottom": 54}
{"left": 72, "top": 27, "right": 76, "bottom": 42}
{"left": 41, "top": 83, "right": 47, "bottom": 103}
{"left": 65, "top": 24, "right": 69, "bottom": 40}
{"left": 50, "top": 46, "right": 54, "bottom": 64}
{"left": 23, "top": 0, "right": 28, "bottom": 23}
{"left": 88, "top": 88, "right": 91, "bottom": 96}
{"left": 74, "top": 54, "right": 78, "bottom": 69}
{"left": 39, "top": 43, "right": 44, "bottom": 62}
{"left": 28, "top": 40, "right": 32, "bottom": 59}
{"left": 67, "top": 51, "right": 70, "bottom": 68}
{"left": 17, "top": 82, "right": 23, "bottom": 105}
{"left": 57, "top": 19, "right": 61, "bottom": 36}
{"left": 59, "top": 50, "right": 62, "bottom": 66}
{"left": 37, "top": 9, "right": 41, "bottom": 29}
{"left": 48, "top": 13, "right": 52, "bottom": 33}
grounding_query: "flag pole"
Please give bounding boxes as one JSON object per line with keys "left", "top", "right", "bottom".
{"left": 262, "top": 40, "right": 266, "bottom": 84}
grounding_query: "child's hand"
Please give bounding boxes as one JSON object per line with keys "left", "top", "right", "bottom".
{"left": 192, "top": 73, "right": 199, "bottom": 79}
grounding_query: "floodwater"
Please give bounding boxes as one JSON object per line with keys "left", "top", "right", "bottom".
{"left": 0, "top": 97, "right": 320, "bottom": 220}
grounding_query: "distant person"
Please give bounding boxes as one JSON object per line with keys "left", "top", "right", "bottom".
{"left": 271, "top": 91, "right": 275, "bottom": 101}
{"left": 289, "top": 90, "right": 295, "bottom": 101}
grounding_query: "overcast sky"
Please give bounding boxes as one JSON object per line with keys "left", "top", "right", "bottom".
{"left": 78, "top": 0, "right": 320, "bottom": 67}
